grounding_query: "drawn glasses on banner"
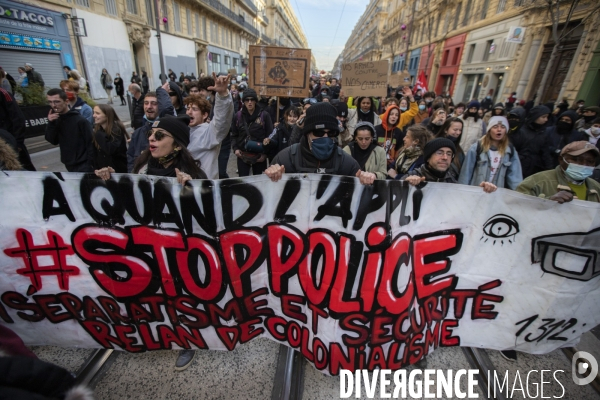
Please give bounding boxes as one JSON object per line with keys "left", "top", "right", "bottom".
{"left": 532, "top": 227, "right": 600, "bottom": 282}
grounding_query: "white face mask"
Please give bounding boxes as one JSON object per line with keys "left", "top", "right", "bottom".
{"left": 590, "top": 127, "right": 600, "bottom": 136}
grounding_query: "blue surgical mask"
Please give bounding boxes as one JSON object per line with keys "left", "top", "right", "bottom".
{"left": 419, "top": 105, "right": 426, "bottom": 111}
{"left": 400, "top": 106, "right": 407, "bottom": 111}
{"left": 563, "top": 158, "right": 594, "bottom": 181}
{"left": 311, "top": 137, "right": 336, "bottom": 160}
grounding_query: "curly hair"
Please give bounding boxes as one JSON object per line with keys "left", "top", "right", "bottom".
{"left": 184, "top": 94, "right": 212, "bottom": 115}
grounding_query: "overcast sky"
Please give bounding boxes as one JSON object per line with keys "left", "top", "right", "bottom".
{"left": 290, "top": 0, "right": 366, "bottom": 71}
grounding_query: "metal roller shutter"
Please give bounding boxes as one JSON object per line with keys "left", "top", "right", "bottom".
{"left": 0, "top": 49, "right": 65, "bottom": 90}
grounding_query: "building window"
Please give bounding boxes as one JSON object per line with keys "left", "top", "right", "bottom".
{"left": 186, "top": 9, "right": 192, "bottom": 35}
{"left": 434, "top": 16, "right": 439, "bottom": 37}
{"left": 211, "top": 22, "right": 218, "bottom": 44}
{"left": 224, "top": 55, "right": 230, "bottom": 67}
{"left": 514, "top": 0, "right": 525, "bottom": 5}
{"left": 452, "top": 47, "right": 460, "bottom": 64}
{"left": 126, "top": 0, "right": 138, "bottom": 14}
{"left": 463, "top": 0, "right": 472, "bottom": 26}
{"left": 145, "top": 0, "right": 154, "bottom": 27}
{"left": 482, "top": 40, "right": 493, "bottom": 62}
{"left": 210, "top": 53, "right": 221, "bottom": 73}
{"left": 161, "top": 0, "right": 169, "bottom": 31}
{"left": 202, "top": 16, "right": 207, "bottom": 40}
{"left": 195, "top": 13, "right": 200, "bottom": 37}
{"left": 466, "top": 44, "right": 476, "bottom": 63}
{"left": 105, "top": 0, "right": 117, "bottom": 15}
{"left": 221, "top": 29, "right": 226, "bottom": 47}
{"left": 454, "top": 3, "right": 462, "bottom": 30}
{"left": 497, "top": 0, "right": 507, "bottom": 13}
{"left": 442, "top": 50, "right": 450, "bottom": 66}
{"left": 233, "top": 58, "right": 239, "bottom": 68}
{"left": 480, "top": 0, "right": 490, "bottom": 20}
{"left": 173, "top": 1, "right": 181, "bottom": 32}
{"left": 75, "top": 0, "right": 89, "bottom": 7}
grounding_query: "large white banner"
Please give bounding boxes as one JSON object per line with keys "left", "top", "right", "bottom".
{"left": 0, "top": 172, "right": 598, "bottom": 375}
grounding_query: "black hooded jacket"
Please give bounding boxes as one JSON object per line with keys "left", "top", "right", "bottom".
{"left": 45, "top": 109, "right": 93, "bottom": 172}
{"left": 546, "top": 110, "right": 586, "bottom": 167}
{"left": 509, "top": 105, "right": 553, "bottom": 178}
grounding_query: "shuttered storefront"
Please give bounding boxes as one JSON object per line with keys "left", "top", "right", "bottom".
{"left": 0, "top": 48, "right": 65, "bottom": 89}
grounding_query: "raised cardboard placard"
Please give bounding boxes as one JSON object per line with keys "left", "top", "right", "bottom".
{"left": 249, "top": 46, "right": 311, "bottom": 97}
{"left": 341, "top": 60, "right": 389, "bottom": 97}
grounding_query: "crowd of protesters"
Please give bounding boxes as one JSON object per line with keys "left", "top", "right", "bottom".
{"left": 1, "top": 67, "right": 600, "bottom": 370}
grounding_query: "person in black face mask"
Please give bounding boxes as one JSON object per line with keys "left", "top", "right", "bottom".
{"left": 509, "top": 105, "right": 553, "bottom": 178}
{"left": 264, "top": 102, "right": 376, "bottom": 185}
{"left": 506, "top": 107, "right": 526, "bottom": 135}
{"left": 546, "top": 110, "right": 586, "bottom": 167}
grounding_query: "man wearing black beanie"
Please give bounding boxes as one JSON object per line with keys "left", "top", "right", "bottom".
{"left": 264, "top": 102, "right": 377, "bottom": 185}
{"left": 402, "top": 137, "right": 497, "bottom": 192}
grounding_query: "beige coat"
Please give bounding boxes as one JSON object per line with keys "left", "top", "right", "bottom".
{"left": 343, "top": 144, "right": 388, "bottom": 180}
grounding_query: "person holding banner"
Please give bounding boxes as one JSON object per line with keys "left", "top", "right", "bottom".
{"left": 264, "top": 102, "right": 376, "bottom": 185}
{"left": 458, "top": 116, "right": 523, "bottom": 190}
{"left": 516, "top": 141, "right": 600, "bottom": 203}
{"left": 343, "top": 121, "right": 387, "bottom": 180}
{"left": 402, "top": 137, "right": 498, "bottom": 193}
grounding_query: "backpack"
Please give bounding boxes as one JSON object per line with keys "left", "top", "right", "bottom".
{"left": 290, "top": 143, "right": 344, "bottom": 174}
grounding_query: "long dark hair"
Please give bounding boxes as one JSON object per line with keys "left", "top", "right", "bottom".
{"left": 132, "top": 139, "right": 204, "bottom": 179}
{"left": 93, "top": 104, "right": 128, "bottom": 149}
{"left": 440, "top": 117, "right": 464, "bottom": 167}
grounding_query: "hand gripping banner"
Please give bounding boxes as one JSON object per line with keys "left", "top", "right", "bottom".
{"left": 0, "top": 172, "right": 598, "bottom": 375}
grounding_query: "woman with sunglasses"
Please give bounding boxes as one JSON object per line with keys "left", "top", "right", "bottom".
{"left": 95, "top": 114, "right": 206, "bottom": 183}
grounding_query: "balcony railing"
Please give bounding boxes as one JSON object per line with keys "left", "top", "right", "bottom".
{"left": 260, "top": 33, "right": 270, "bottom": 44}
{"left": 240, "top": 0, "right": 257, "bottom": 15}
{"left": 199, "top": 0, "right": 259, "bottom": 37}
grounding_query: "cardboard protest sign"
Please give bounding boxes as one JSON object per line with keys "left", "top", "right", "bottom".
{"left": 249, "top": 46, "right": 311, "bottom": 97}
{"left": 228, "top": 68, "right": 238, "bottom": 76}
{"left": 342, "top": 60, "right": 389, "bottom": 97}
{"left": 389, "top": 71, "right": 412, "bottom": 88}
{"left": 1, "top": 172, "right": 599, "bottom": 376}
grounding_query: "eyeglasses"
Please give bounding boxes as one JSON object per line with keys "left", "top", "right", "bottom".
{"left": 148, "top": 129, "right": 173, "bottom": 140}
{"left": 434, "top": 150, "right": 454, "bottom": 158}
{"left": 243, "top": 98, "right": 257, "bottom": 103}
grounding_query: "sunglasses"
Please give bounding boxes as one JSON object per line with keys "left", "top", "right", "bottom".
{"left": 148, "top": 129, "right": 173, "bottom": 140}
{"left": 312, "top": 129, "right": 336, "bottom": 138}
{"left": 243, "top": 98, "right": 257, "bottom": 103}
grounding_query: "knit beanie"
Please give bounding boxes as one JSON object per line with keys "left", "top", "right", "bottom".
{"left": 486, "top": 116, "right": 509, "bottom": 133}
{"left": 335, "top": 102, "right": 348, "bottom": 117}
{"left": 303, "top": 102, "right": 339, "bottom": 135}
{"left": 242, "top": 88, "right": 258, "bottom": 101}
{"left": 467, "top": 100, "right": 481, "bottom": 109}
{"left": 423, "top": 137, "right": 456, "bottom": 162}
{"left": 152, "top": 115, "right": 190, "bottom": 147}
